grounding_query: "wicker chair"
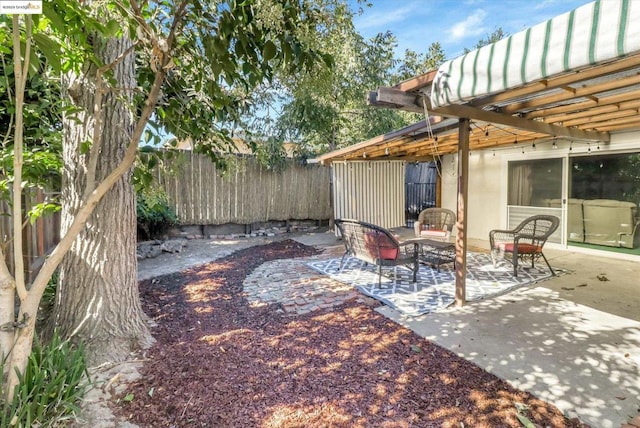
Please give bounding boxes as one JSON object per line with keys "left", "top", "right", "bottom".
{"left": 415, "top": 208, "right": 456, "bottom": 237}
{"left": 489, "top": 215, "right": 560, "bottom": 277}
{"left": 335, "top": 219, "right": 421, "bottom": 287}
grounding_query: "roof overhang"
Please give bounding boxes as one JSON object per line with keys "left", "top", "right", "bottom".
{"left": 315, "top": 0, "right": 640, "bottom": 165}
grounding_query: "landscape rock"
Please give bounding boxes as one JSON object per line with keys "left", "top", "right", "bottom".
{"left": 136, "top": 240, "right": 162, "bottom": 259}
{"left": 160, "top": 239, "right": 187, "bottom": 253}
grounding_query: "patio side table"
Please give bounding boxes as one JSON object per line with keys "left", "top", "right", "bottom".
{"left": 419, "top": 239, "right": 456, "bottom": 271}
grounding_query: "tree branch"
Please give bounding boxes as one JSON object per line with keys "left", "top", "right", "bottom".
{"left": 1, "top": 113, "right": 14, "bottom": 147}
{"left": 0, "top": 52, "right": 15, "bottom": 147}
{"left": 11, "top": 15, "right": 32, "bottom": 302}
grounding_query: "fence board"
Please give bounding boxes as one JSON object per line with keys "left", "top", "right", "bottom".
{"left": 1, "top": 187, "right": 61, "bottom": 281}
{"left": 156, "top": 153, "right": 332, "bottom": 225}
{"left": 2, "top": 154, "right": 331, "bottom": 277}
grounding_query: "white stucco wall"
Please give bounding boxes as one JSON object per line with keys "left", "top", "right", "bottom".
{"left": 440, "top": 151, "right": 505, "bottom": 241}
{"left": 439, "top": 129, "right": 640, "bottom": 242}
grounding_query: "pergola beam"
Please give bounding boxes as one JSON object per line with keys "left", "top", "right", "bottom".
{"left": 430, "top": 103, "right": 610, "bottom": 142}
{"left": 369, "top": 89, "right": 424, "bottom": 113}
{"left": 373, "top": 87, "right": 611, "bottom": 142}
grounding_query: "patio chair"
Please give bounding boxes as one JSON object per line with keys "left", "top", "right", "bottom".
{"left": 335, "top": 219, "right": 421, "bottom": 287}
{"left": 489, "top": 215, "right": 559, "bottom": 277}
{"left": 415, "top": 208, "right": 456, "bottom": 238}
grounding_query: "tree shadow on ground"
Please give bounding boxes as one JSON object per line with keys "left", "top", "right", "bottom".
{"left": 113, "top": 240, "right": 586, "bottom": 428}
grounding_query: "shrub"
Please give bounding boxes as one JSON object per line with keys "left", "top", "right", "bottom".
{"left": 36, "top": 271, "right": 58, "bottom": 333}
{"left": 1, "top": 331, "right": 89, "bottom": 427}
{"left": 136, "top": 189, "right": 178, "bottom": 240}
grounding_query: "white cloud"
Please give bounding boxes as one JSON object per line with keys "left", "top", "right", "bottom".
{"left": 355, "top": 4, "right": 421, "bottom": 31}
{"left": 449, "top": 9, "right": 488, "bottom": 40}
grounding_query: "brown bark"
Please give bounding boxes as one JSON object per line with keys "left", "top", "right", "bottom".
{"left": 53, "top": 34, "right": 153, "bottom": 365}
{"left": 0, "top": 255, "right": 16, "bottom": 368}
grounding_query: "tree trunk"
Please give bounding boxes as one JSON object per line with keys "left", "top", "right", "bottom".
{"left": 53, "top": 35, "right": 153, "bottom": 365}
{"left": 0, "top": 264, "right": 15, "bottom": 374}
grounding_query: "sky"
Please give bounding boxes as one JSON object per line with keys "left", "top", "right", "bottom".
{"left": 351, "top": 0, "right": 593, "bottom": 62}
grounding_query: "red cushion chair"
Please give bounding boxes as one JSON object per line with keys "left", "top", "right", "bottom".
{"left": 489, "top": 215, "right": 559, "bottom": 277}
{"left": 335, "top": 219, "right": 422, "bottom": 287}
{"left": 364, "top": 231, "right": 399, "bottom": 260}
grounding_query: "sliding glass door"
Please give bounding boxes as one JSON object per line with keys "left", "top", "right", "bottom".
{"left": 569, "top": 152, "right": 640, "bottom": 252}
{"left": 507, "top": 158, "right": 564, "bottom": 244}
{"left": 506, "top": 152, "right": 640, "bottom": 252}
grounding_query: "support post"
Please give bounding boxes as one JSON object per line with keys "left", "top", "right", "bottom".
{"left": 455, "top": 118, "right": 469, "bottom": 306}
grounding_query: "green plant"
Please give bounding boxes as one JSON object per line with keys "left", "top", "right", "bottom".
{"left": 36, "top": 271, "right": 58, "bottom": 333}
{"left": 41, "top": 270, "right": 58, "bottom": 311}
{"left": 1, "top": 331, "right": 89, "bottom": 427}
{"left": 136, "top": 189, "right": 178, "bottom": 240}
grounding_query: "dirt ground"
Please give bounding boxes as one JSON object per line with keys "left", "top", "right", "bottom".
{"left": 85, "top": 238, "right": 589, "bottom": 428}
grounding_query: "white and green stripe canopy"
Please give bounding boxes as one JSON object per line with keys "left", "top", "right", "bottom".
{"left": 430, "top": 0, "right": 640, "bottom": 108}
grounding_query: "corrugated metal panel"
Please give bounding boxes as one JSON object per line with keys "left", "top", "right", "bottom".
{"left": 507, "top": 205, "right": 564, "bottom": 244}
{"left": 333, "top": 161, "right": 405, "bottom": 229}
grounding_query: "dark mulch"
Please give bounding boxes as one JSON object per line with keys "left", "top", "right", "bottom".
{"left": 113, "top": 239, "right": 588, "bottom": 428}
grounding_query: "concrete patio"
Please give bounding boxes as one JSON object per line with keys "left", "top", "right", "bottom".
{"left": 373, "top": 240, "right": 640, "bottom": 428}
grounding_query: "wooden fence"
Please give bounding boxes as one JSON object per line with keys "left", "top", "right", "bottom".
{"left": 156, "top": 152, "right": 332, "bottom": 225}
{"left": 1, "top": 188, "right": 61, "bottom": 278}
{"left": 1, "top": 153, "right": 332, "bottom": 279}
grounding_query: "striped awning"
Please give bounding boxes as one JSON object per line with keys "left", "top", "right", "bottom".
{"left": 430, "top": 0, "right": 640, "bottom": 108}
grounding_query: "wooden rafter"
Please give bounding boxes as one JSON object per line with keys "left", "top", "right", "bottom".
{"left": 499, "top": 73, "right": 640, "bottom": 114}
{"left": 524, "top": 90, "right": 640, "bottom": 120}
{"left": 542, "top": 99, "right": 640, "bottom": 124}
{"left": 578, "top": 115, "right": 640, "bottom": 130}
{"left": 561, "top": 108, "right": 640, "bottom": 128}
{"left": 471, "top": 53, "right": 640, "bottom": 108}
{"left": 392, "top": 69, "right": 438, "bottom": 92}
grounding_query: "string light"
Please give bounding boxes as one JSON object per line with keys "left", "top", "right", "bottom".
{"left": 552, "top": 139, "right": 558, "bottom": 149}
{"left": 532, "top": 142, "right": 536, "bottom": 150}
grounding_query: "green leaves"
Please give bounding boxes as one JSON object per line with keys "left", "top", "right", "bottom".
{"left": 143, "top": 0, "right": 330, "bottom": 156}
{"left": 27, "top": 201, "right": 60, "bottom": 224}
{"left": 31, "top": 33, "right": 62, "bottom": 72}
{"left": 0, "top": 331, "right": 89, "bottom": 427}
{"left": 262, "top": 41, "right": 277, "bottom": 61}
{"left": 136, "top": 185, "right": 178, "bottom": 240}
